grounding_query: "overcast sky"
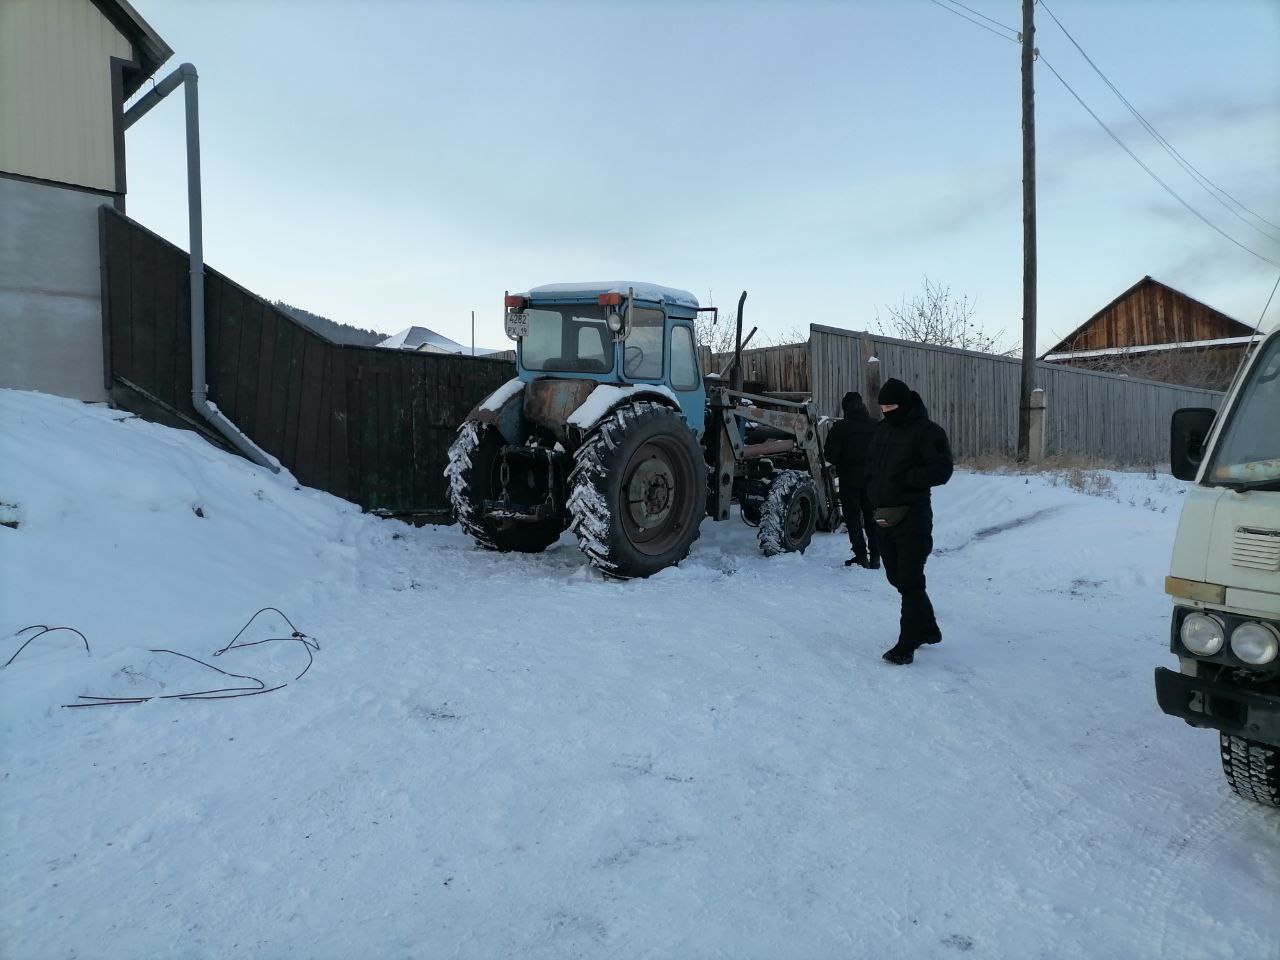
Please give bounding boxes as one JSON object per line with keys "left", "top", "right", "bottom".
{"left": 122, "top": 0, "right": 1280, "bottom": 353}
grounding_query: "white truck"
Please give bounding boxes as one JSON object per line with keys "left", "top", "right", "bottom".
{"left": 1158, "top": 321, "right": 1280, "bottom": 806}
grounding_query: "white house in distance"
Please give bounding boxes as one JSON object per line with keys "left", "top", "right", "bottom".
{"left": 0, "top": 0, "right": 171, "bottom": 401}
{"left": 377, "top": 325, "right": 501, "bottom": 357}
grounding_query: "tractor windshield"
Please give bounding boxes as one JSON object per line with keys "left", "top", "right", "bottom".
{"left": 520, "top": 305, "right": 613, "bottom": 374}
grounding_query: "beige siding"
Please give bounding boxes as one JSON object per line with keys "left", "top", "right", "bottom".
{"left": 0, "top": 0, "right": 134, "bottom": 191}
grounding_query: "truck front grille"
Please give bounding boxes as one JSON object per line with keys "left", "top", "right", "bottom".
{"left": 1231, "top": 527, "right": 1280, "bottom": 571}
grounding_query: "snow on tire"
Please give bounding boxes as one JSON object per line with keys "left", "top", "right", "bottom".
{"left": 444, "top": 421, "right": 563, "bottom": 554}
{"left": 757, "top": 470, "right": 819, "bottom": 557}
{"left": 567, "top": 401, "right": 704, "bottom": 580}
{"left": 1220, "top": 734, "right": 1280, "bottom": 807}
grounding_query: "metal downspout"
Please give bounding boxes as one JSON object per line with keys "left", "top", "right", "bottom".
{"left": 123, "top": 64, "right": 279, "bottom": 472}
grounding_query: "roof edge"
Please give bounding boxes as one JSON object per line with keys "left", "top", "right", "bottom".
{"left": 90, "top": 0, "right": 174, "bottom": 95}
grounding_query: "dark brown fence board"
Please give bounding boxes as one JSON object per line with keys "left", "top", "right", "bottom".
{"left": 101, "top": 208, "right": 514, "bottom": 514}
{"left": 296, "top": 333, "right": 327, "bottom": 489}
{"left": 281, "top": 317, "right": 306, "bottom": 469}
{"left": 235, "top": 293, "right": 264, "bottom": 437}
{"left": 103, "top": 210, "right": 133, "bottom": 383}
{"left": 151, "top": 247, "right": 174, "bottom": 406}
{"left": 253, "top": 299, "right": 278, "bottom": 444}
{"left": 130, "top": 230, "right": 158, "bottom": 397}
{"left": 265, "top": 316, "right": 293, "bottom": 455}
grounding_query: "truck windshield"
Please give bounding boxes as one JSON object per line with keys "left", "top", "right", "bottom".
{"left": 520, "top": 305, "right": 612, "bottom": 374}
{"left": 1206, "top": 334, "right": 1279, "bottom": 489}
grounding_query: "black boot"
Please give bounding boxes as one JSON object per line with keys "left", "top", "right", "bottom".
{"left": 881, "top": 643, "right": 914, "bottom": 665}
{"left": 868, "top": 555, "right": 881, "bottom": 570}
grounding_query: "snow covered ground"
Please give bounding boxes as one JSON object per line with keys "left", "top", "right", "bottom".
{"left": 1, "top": 388, "right": 1277, "bottom": 960}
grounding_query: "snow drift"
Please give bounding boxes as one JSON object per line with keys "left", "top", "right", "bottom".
{"left": 1, "top": 388, "right": 1276, "bottom": 959}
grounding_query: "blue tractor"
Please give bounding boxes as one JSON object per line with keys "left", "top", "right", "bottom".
{"left": 445, "top": 282, "right": 840, "bottom": 578}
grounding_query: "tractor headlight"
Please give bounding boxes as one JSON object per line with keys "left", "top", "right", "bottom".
{"left": 1180, "top": 612, "right": 1225, "bottom": 656}
{"left": 1229, "top": 622, "right": 1280, "bottom": 666}
{"left": 606, "top": 311, "right": 625, "bottom": 333}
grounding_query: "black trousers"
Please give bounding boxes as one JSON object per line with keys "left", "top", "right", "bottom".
{"left": 839, "top": 482, "right": 878, "bottom": 561}
{"left": 877, "top": 502, "right": 940, "bottom": 648}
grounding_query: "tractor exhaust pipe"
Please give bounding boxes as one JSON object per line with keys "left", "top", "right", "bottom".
{"left": 732, "top": 290, "right": 747, "bottom": 392}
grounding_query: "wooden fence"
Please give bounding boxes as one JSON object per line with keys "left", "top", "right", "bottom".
{"left": 807, "top": 324, "right": 1225, "bottom": 463}
{"left": 710, "top": 343, "right": 809, "bottom": 392}
{"left": 100, "top": 207, "right": 514, "bottom": 516}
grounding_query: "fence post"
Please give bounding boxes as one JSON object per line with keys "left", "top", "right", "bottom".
{"left": 1029, "top": 387, "right": 1047, "bottom": 463}
{"left": 861, "top": 332, "right": 882, "bottom": 420}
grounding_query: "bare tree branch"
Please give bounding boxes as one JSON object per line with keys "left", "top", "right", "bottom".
{"left": 877, "top": 277, "right": 1016, "bottom": 355}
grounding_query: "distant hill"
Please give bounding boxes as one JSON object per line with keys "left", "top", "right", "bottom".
{"left": 273, "top": 301, "right": 384, "bottom": 346}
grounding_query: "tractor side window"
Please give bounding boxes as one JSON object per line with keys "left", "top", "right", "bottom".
{"left": 624, "top": 307, "right": 665, "bottom": 380}
{"left": 577, "top": 325, "right": 608, "bottom": 369}
{"left": 670, "top": 325, "right": 700, "bottom": 391}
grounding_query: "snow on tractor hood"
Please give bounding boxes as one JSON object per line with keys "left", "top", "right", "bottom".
{"left": 524, "top": 282, "right": 699, "bottom": 310}
{"left": 567, "top": 383, "right": 682, "bottom": 429}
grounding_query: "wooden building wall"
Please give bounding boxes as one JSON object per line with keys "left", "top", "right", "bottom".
{"left": 1052, "top": 277, "right": 1250, "bottom": 352}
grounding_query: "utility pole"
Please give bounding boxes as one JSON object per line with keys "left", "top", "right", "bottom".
{"left": 1017, "top": 0, "right": 1037, "bottom": 461}
{"left": 471, "top": 309, "right": 475, "bottom": 357}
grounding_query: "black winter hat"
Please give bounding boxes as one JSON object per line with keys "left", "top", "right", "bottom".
{"left": 841, "top": 391, "right": 866, "bottom": 417}
{"left": 878, "top": 378, "right": 912, "bottom": 406}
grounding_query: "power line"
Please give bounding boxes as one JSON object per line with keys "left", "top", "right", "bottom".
{"left": 1038, "top": 53, "right": 1280, "bottom": 269}
{"left": 942, "top": 0, "right": 1020, "bottom": 37}
{"left": 1038, "top": 0, "right": 1280, "bottom": 242}
{"left": 923, "top": 0, "right": 1019, "bottom": 44}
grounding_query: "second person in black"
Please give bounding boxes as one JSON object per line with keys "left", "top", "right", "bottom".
{"left": 823, "top": 391, "right": 878, "bottom": 568}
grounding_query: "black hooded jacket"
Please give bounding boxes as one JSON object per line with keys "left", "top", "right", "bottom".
{"left": 866, "top": 392, "right": 954, "bottom": 508}
{"left": 824, "top": 393, "right": 875, "bottom": 486}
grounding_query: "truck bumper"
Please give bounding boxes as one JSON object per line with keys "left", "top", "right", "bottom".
{"left": 1154, "top": 667, "right": 1280, "bottom": 745}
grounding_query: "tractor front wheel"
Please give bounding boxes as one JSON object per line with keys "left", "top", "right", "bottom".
{"left": 568, "top": 402, "right": 705, "bottom": 579}
{"left": 758, "top": 470, "right": 818, "bottom": 556}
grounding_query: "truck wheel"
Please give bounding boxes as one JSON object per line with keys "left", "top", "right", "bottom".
{"left": 758, "top": 470, "right": 818, "bottom": 556}
{"left": 1220, "top": 734, "right": 1280, "bottom": 807}
{"left": 445, "top": 421, "right": 564, "bottom": 553}
{"left": 568, "top": 401, "right": 704, "bottom": 579}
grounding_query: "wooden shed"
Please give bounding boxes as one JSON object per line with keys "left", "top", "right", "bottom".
{"left": 1040, "top": 276, "right": 1255, "bottom": 390}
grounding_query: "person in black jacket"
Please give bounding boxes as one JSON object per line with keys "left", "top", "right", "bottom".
{"left": 823, "top": 391, "right": 879, "bottom": 568}
{"left": 867, "top": 378, "right": 954, "bottom": 665}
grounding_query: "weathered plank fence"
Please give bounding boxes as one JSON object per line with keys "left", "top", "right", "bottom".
{"left": 100, "top": 207, "right": 513, "bottom": 516}
{"left": 710, "top": 343, "right": 809, "bottom": 393}
{"left": 808, "top": 324, "right": 1224, "bottom": 463}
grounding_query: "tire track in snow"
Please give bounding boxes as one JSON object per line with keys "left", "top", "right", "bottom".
{"left": 1129, "top": 797, "right": 1277, "bottom": 958}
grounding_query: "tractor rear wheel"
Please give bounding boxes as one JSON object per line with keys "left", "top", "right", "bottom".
{"left": 758, "top": 470, "right": 818, "bottom": 556}
{"left": 568, "top": 402, "right": 704, "bottom": 579}
{"left": 445, "top": 421, "right": 565, "bottom": 553}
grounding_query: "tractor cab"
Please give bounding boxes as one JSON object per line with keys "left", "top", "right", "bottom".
{"left": 503, "top": 283, "right": 707, "bottom": 435}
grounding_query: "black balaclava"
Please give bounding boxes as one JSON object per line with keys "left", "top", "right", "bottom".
{"left": 878, "top": 378, "right": 915, "bottom": 424}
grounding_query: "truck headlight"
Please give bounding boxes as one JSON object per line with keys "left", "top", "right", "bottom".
{"left": 1229, "top": 622, "right": 1280, "bottom": 665}
{"left": 1180, "top": 613, "right": 1225, "bottom": 655}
